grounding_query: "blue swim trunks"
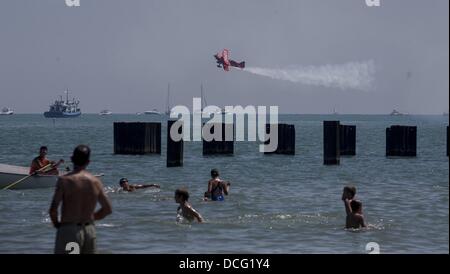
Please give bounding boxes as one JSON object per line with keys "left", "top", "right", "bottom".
{"left": 211, "top": 195, "right": 224, "bottom": 201}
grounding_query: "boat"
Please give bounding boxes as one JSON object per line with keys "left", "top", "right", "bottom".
{"left": 99, "top": 109, "right": 112, "bottom": 115}
{"left": 0, "top": 163, "right": 104, "bottom": 190}
{"left": 390, "top": 109, "right": 404, "bottom": 116}
{"left": 0, "top": 163, "right": 60, "bottom": 190}
{"left": 44, "top": 89, "right": 81, "bottom": 118}
{"left": 0, "top": 107, "right": 14, "bottom": 115}
{"left": 195, "top": 84, "right": 222, "bottom": 116}
{"left": 144, "top": 109, "right": 162, "bottom": 115}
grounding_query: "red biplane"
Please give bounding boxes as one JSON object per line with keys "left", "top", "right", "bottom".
{"left": 214, "top": 49, "right": 245, "bottom": 71}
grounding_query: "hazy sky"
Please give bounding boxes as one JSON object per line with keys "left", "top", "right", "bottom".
{"left": 0, "top": 0, "right": 448, "bottom": 114}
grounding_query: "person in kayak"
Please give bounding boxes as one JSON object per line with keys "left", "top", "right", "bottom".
{"left": 29, "top": 146, "right": 64, "bottom": 175}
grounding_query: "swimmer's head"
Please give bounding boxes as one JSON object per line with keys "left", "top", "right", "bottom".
{"left": 211, "top": 169, "right": 219, "bottom": 178}
{"left": 119, "top": 178, "right": 129, "bottom": 187}
{"left": 175, "top": 188, "right": 189, "bottom": 202}
{"left": 343, "top": 186, "right": 356, "bottom": 199}
{"left": 350, "top": 200, "right": 363, "bottom": 213}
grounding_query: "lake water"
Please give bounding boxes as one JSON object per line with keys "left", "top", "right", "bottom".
{"left": 0, "top": 114, "right": 448, "bottom": 253}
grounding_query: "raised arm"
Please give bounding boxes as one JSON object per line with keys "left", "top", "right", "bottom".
{"left": 49, "top": 179, "right": 64, "bottom": 228}
{"left": 343, "top": 198, "right": 352, "bottom": 215}
{"left": 93, "top": 182, "right": 112, "bottom": 221}
{"left": 135, "top": 184, "right": 160, "bottom": 189}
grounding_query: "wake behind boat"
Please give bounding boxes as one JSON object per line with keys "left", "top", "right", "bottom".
{"left": 44, "top": 89, "right": 81, "bottom": 118}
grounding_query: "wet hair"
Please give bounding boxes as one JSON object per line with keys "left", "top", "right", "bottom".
{"left": 350, "top": 200, "right": 362, "bottom": 212}
{"left": 175, "top": 188, "right": 189, "bottom": 201}
{"left": 119, "top": 178, "right": 128, "bottom": 186}
{"left": 71, "top": 145, "right": 91, "bottom": 166}
{"left": 344, "top": 186, "right": 356, "bottom": 198}
{"left": 211, "top": 168, "right": 219, "bottom": 178}
{"left": 40, "top": 146, "right": 48, "bottom": 151}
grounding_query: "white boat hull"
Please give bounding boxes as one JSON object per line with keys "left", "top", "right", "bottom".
{"left": 0, "top": 164, "right": 58, "bottom": 190}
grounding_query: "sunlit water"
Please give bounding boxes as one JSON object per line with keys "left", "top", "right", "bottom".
{"left": 0, "top": 114, "right": 448, "bottom": 253}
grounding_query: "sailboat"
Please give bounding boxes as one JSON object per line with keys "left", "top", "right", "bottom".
{"left": 197, "top": 84, "right": 222, "bottom": 115}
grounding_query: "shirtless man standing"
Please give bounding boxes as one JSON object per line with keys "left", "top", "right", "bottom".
{"left": 49, "top": 145, "right": 112, "bottom": 254}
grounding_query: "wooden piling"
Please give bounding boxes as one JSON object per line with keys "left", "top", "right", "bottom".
{"left": 167, "top": 120, "right": 183, "bottom": 167}
{"left": 340, "top": 125, "right": 356, "bottom": 156}
{"left": 202, "top": 123, "right": 234, "bottom": 155}
{"left": 113, "top": 122, "right": 161, "bottom": 154}
{"left": 386, "top": 125, "right": 417, "bottom": 157}
{"left": 264, "top": 124, "right": 295, "bottom": 155}
{"left": 323, "top": 121, "right": 340, "bottom": 165}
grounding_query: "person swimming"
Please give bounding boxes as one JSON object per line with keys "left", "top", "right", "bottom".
{"left": 204, "top": 169, "right": 230, "bottom": 201}
{"left": 175, "top": 188, "right": 204, "bottom": 223}
{"left": 346, "top": 200, "right": 367, "bottom": 229}
{"left": 119, "top": 178, "right": 160, "bottom": 192}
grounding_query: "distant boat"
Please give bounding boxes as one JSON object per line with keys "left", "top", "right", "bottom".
{"left": 332, "top": 108, "right": 339, "bottom": 115}
{"left": 0, "top": 107, "right": 14, "bottom": 115}
{"left": 44, "top": 89, "right": 81, "bottom": 118}
{"left": 136, "top": 112, "right": 143, "bottom": 115}
{"left": 144, "top": 109, "right": 162, "bottom": 115}
{"left": 390, "top": 109, "right": 404, "bottom": 116}
{"left": 99, "top": 109, "right": 112, "bottom": 115}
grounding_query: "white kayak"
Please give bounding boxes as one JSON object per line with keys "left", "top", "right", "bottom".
{"left": 0, "top": 163, "right": 103, "bottom": 190}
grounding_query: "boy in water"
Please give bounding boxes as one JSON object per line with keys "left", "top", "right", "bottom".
{"left": 175, "top": 188, "right": 204, "bottom": 223}
{"left": 346, "top": 200, "right": 367, "bottom": 229}
{"left": 204, "top": 169, "right": 231, "bottom": 201}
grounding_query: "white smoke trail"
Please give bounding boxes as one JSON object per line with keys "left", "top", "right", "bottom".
{"left": 245, "top": 60, "right": 376, "bottom": 91}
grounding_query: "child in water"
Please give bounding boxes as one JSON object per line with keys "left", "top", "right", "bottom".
{"left": 346, "top": 200, "right": 367, "bottom": 229}
{"left": 175, "top": 188, "right": 204, "bottom": 223}
{"left": 341, "top": 186, "right": 366, "bottom": 229}
{"left": 204, "top": 169, "right": 231, "bottom": 201}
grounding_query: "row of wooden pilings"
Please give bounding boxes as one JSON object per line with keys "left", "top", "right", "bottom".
{"left": 113, "top": 122, "right": 449, "bottom": 167}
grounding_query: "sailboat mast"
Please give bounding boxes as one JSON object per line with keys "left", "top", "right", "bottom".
{"left": 166, "top": 83, "right": 170, "bottom": 114}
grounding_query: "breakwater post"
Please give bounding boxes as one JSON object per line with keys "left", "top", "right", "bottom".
{"left": 202, "top": 123, "right": 234, "bottom": 155}
{"left": 340, "top": 125, "right": 356, "bottom": 156}
{"left": 167, "top": 120, "right": 184, "bottom": 167}
{"left": 113, "top": 122, "right": 161, "bottom": 154}
{"left": 324, "top": 121, "right": 340, "bottom": 165}
{"left": 386, "top": 125, "right": 417, "bottom": 157}
{"left": 264, "top": 124, "right": 295, "bottom": 155}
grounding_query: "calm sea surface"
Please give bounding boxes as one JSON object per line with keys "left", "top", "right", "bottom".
{"left": 0, "top": 114, "right": 448, "bottom": 253}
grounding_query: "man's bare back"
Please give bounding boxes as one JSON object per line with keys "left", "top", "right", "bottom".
{"left": 50, "top": 170, "right": 111, "bottom": 225}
